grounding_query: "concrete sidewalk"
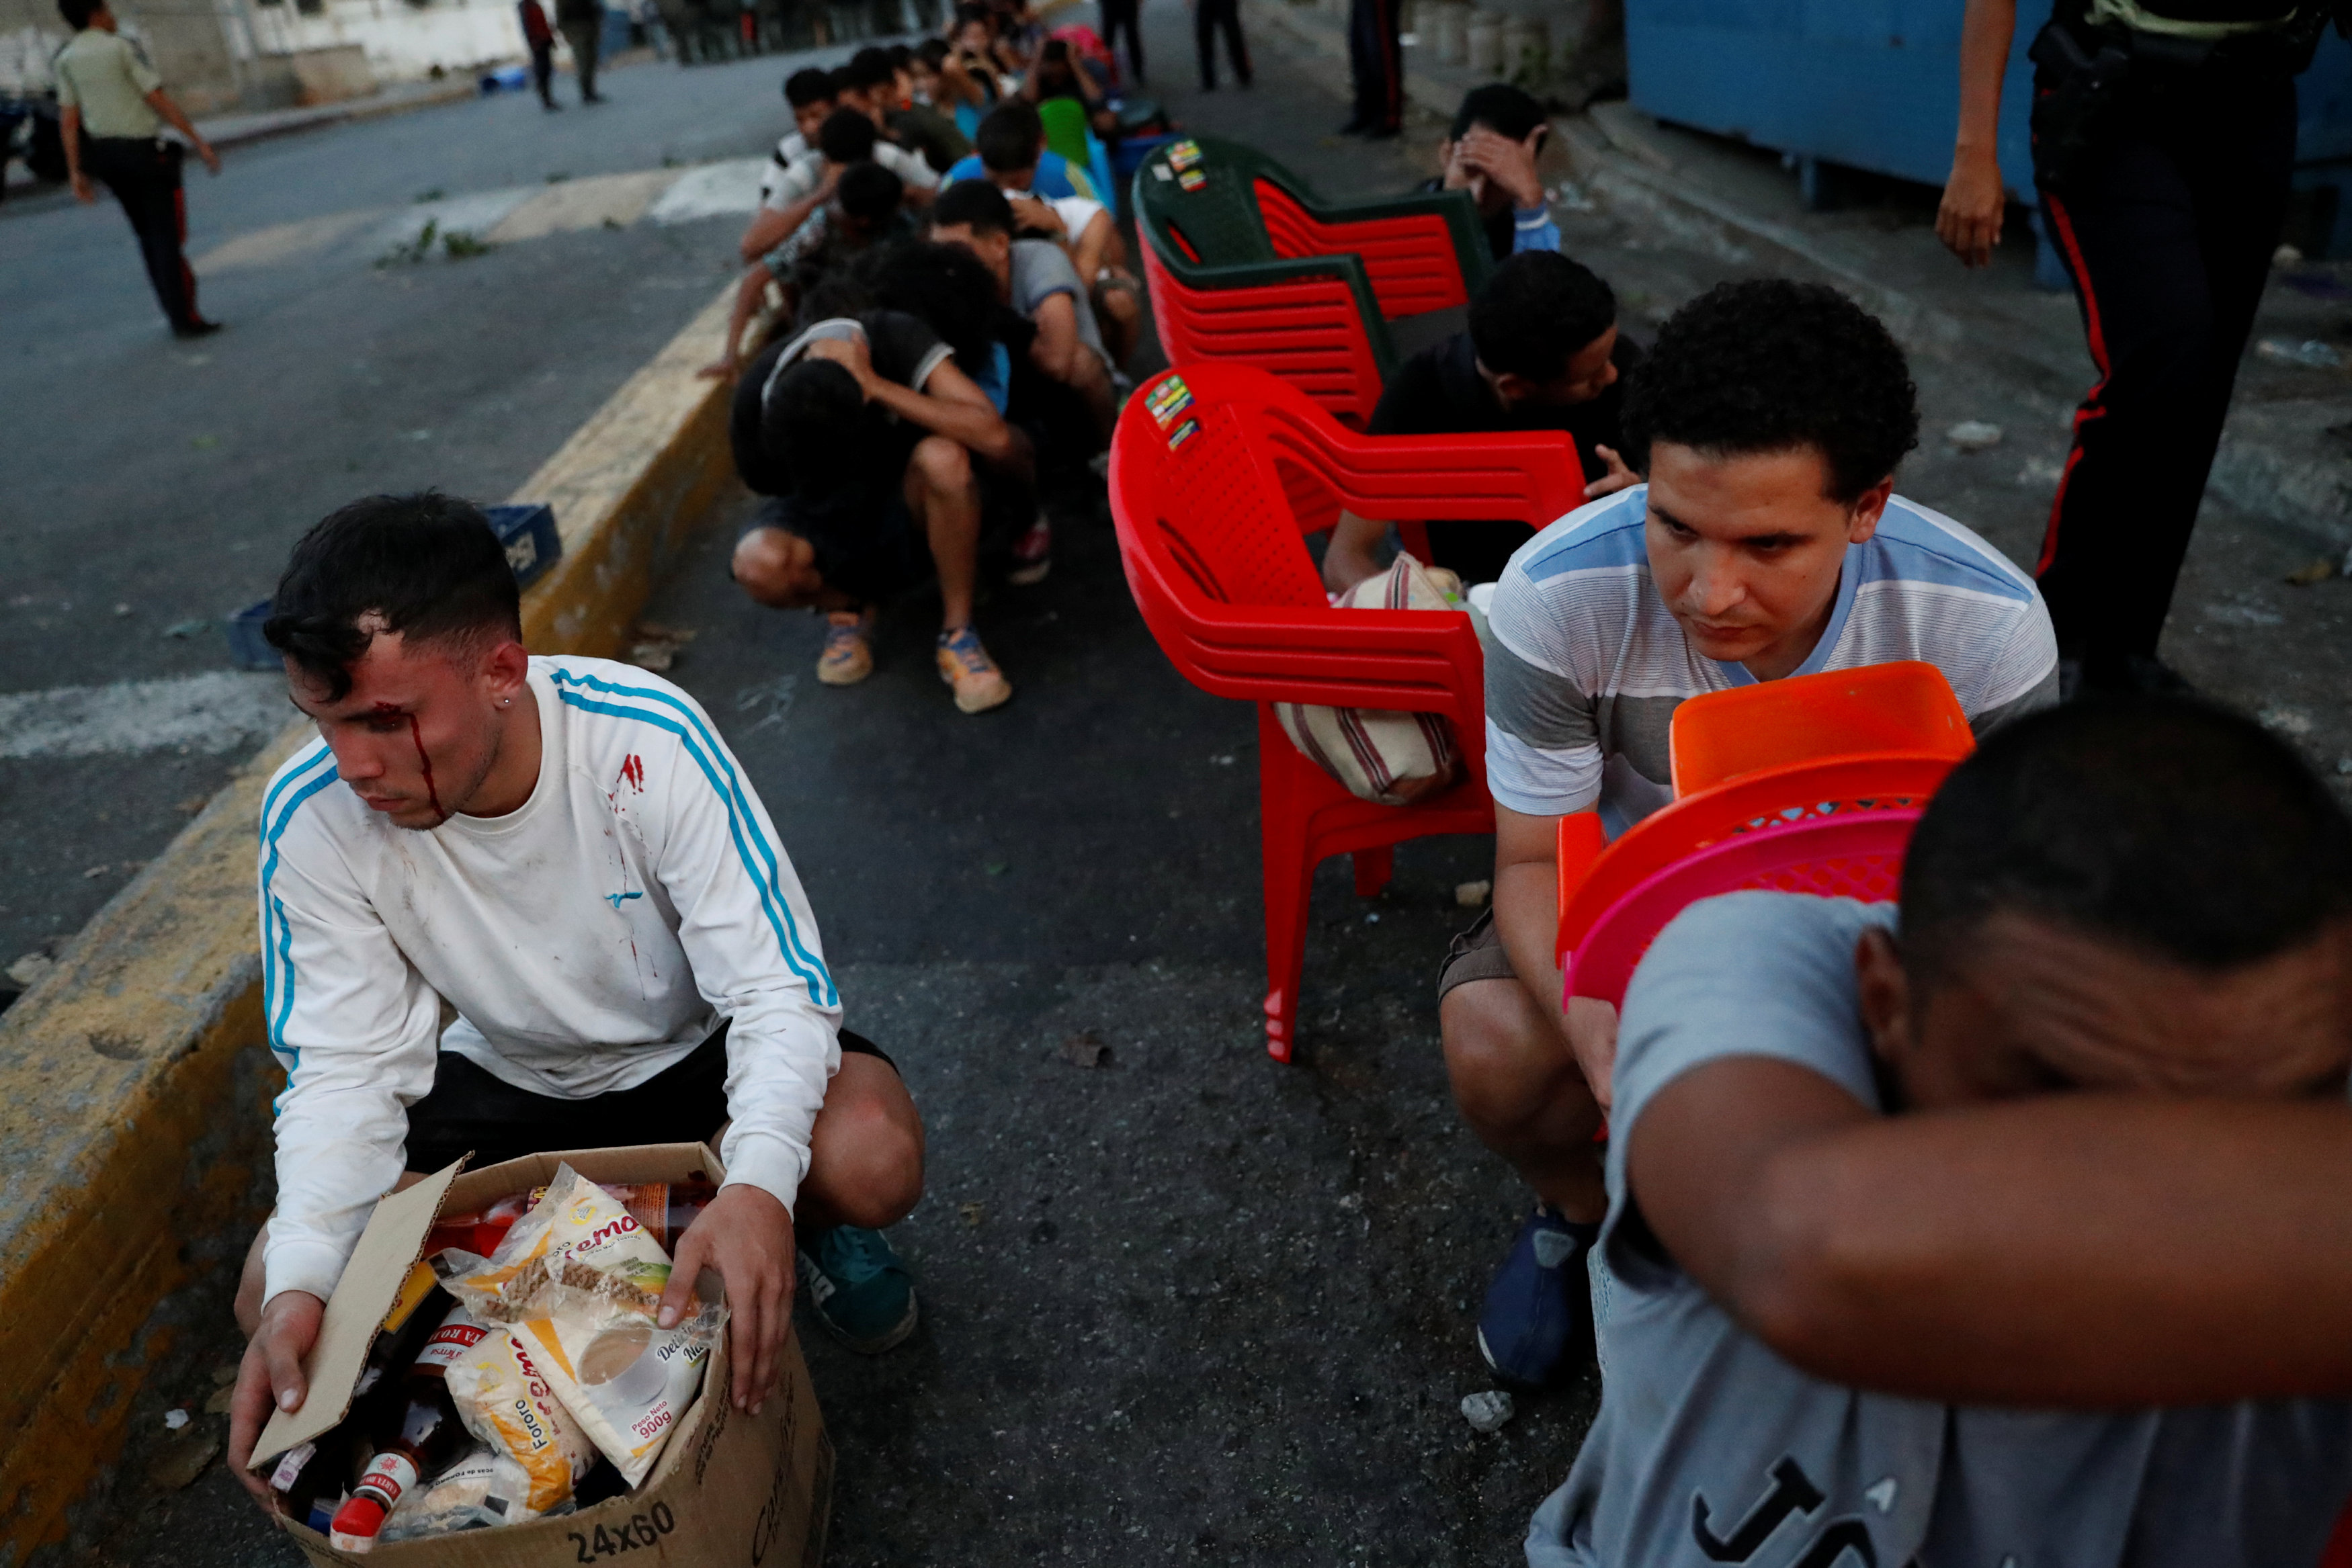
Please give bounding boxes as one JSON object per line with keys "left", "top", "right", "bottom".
{"left": 192, "top": 75, "right": 478, "bottom": 150}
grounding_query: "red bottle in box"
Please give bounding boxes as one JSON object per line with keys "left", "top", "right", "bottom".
{"left": 326, "top": 1302, "right": 490, "bottom": 1551}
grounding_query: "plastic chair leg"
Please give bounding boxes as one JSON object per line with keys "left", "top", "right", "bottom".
{"left": 1352, "top": 846, "right": 1392, "bottom": 898}
{"left": 1256, "top": 705, "right": 1315, "bottom": 1063}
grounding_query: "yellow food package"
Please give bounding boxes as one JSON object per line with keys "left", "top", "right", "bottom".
{"left": 439, "top": 1164, "right": 724, "bottom": 1487}
{"left": 442, "top": 1323, "right": 598, "bottom": 1514}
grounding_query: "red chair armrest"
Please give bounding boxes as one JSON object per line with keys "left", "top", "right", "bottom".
{"left": 1554, "top": 812, "right": 1607, "bottom": 970}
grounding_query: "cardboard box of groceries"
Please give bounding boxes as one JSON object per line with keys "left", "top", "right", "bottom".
{"left": 249, "top": 1143, "right": 833, "bottom": 1568}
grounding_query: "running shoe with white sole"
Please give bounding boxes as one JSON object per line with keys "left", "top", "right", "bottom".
{"left": 935, "top": 625, "right": 1013, "bottom": 713}
{"left": 817, "top": 608, "right": 875, "bottom": 686}
{"left": 798, "top": 1225, "right": 919, "bottom": 1354}
{"left": 1476, "top": 1203, "right": 1599, "bottom": 1387}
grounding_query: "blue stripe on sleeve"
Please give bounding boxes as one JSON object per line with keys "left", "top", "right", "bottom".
{"left": 258, "top": 746, "right": 341, "bottom": 1113}
{"left": 548, "top": 670, "right": 837, "bottom": 1009}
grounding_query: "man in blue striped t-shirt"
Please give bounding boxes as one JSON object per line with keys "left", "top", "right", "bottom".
{"left": 1443, "top": 279, "right": 2059, "bottom": 1391}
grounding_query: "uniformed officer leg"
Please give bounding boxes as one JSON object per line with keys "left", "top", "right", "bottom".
{"left": 1346, "top": 0, "right": 1373, "bottom": 128}
{"left": 1216, "top": 0, "right": 1251, "bottom": 85}
{"left": 1195, "top": 0, "right": 1216, "bottom": 88}
{"left": 1361, "top": 0, "right": 1398, "bottom": 131}
{"left": 97, "top": 147, "right": 197, "bottom": 330}
{"left": 562, "top": 20, "right": 601, "bottom": 99}
{"left": 2036, "top": 142, "right": 2214, "bottom": 673}
{"left": 2038, "top": 91, "right": 2294, "bottom": 672}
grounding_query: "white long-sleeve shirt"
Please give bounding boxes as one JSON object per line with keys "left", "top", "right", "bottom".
{"left": 257, "top": 656, "right": 840, "bottom": 1305}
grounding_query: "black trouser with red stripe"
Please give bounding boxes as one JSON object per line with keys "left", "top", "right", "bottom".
{"left": 83, "top": 136, "right": 200, "bottom": 331}
{"left": 1349, "top": 0, "right": 1401, "bottom": 133}
{"left": 2033, "top": 70, "right": 2296, "bottom": 669}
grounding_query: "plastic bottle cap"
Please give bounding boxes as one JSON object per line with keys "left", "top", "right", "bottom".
{"left": 327, "top": 1494, "right": 387, "bottom": 1553}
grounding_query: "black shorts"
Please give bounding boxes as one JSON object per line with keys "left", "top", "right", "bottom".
{"left": 405, "top": 1024, "right": 893, "bottom": 1176}
{"left": 745, "top": 487, "right": 931, "bottom": 605}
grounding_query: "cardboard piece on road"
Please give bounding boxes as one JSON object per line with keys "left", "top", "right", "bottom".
{"left": 251, "top": 1143, "right": 832, "bottom": 1568}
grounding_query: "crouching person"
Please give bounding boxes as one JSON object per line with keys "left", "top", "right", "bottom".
{"left": 1536, "top": 697, "right": 2352, "bottom": 1565}
{"left": 729, "top": 304, "right": 1027, "bottom": 713}
{"left": 226, "top": 495, "right": 927, "bottom": 1502}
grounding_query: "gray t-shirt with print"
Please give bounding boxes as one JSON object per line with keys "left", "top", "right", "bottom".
{"left": 1008, "top": 237, "right": 1107, "bottom": 369}
{"left": 1529, "top": 891, "right": 2352, "bottom": 1568}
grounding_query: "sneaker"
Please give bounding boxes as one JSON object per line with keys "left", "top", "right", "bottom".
{"left": 797, "top": 1225, "right": 919, "bottom": 1354}
{"left": 1008, "top": 515, "right": 1052, "bottom": 585}
{"left": 1476, "top": 1205, "right": 1599, "bottom": 1387}
{"left": 816, "top": 609, "right": 874, "bottom": 686}
{"left": 935, "top": 625, "right": 1013, "bottom": 713}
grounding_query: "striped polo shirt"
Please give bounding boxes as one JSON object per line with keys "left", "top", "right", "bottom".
{"left": 1483, "top": 484, "right": 2060, "bottom": 830}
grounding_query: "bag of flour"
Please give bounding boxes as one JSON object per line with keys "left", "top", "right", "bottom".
{"left": 442, "top": 1323, "right": 599, "bottom": 1514}
{"left": 437, "top": 1165, "right": 725, "bottom": 1487}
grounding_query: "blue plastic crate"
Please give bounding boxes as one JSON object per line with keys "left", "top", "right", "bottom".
{"left": 226, "top": 598, "right": 277, "bottom": 670}
{"left": 223, "top": 502, "right": 560, "bottom": 670}
{"left": 487, "top": 501, "right": 561, "bottom": 590}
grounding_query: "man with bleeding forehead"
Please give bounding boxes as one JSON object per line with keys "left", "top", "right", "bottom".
{"left": 226, "top": 494, "right": 927, "bottom": 1506}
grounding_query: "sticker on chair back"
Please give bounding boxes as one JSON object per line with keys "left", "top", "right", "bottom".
{"left": 1167, "top": 417, "right": 1201, "bottom": 453}
{"left": 1167, "top": 139, "right": 1203, "bottom": 172}
{"left": 1145, "top": 376, "right": 1194, "bottom": 429}
{"left": 1177, "top": 167, "right": 1208, "bottom": 191}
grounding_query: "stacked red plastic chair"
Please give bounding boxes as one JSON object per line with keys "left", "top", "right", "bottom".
{"left": 1552, "top": 664, "right": 1976, "bottom": 1010}
{"left": 1108, "top": 361, "right": 1585, "bottom": 1060}
{"left": 1132, "top": 134, "right": 1494, "bottom": 430}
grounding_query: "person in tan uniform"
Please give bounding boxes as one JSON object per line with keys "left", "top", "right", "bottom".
{"left": 54, "top": 0, "right": 221, "bottom": 337}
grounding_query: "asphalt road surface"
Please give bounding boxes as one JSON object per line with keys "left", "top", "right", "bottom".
{"left": 34, "top": 0, "right": 2352, "bottom": 1562}
{"left": 0, "top": 40, "right": 864, "bottom": 979}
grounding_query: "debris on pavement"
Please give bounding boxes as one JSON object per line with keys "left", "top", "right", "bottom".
{"left": 162, "top": 1408, "right": 190, "bottom": 1430}
{"left": 2274, "top": 243, "right": 2305, "bottom": 268}
{"left": 1455, "top": 879, "right": 1492, "bottom": 908}
{"left": 1059, "top": 1030, "right": 1108, "bottom": 1068}
{"left": 1460, "top": 1390, "right": 1515, "bottom": 1434}
{"left": 202, "top": 1383, "right": 237, "bottom": 1415}
{"left": 624, "top": 622, "right": 696, "bottom": 672}
{"left": 2285, "top": 556, "right": 2341, "bottom": 586}
{"left": 2255, "top": 337, "right": 2345, "bottom": 369}
{"left": 958, "top": 1202, "right": 986, "bottom": 1227}
{"left": 1945, "top": 421, "right": 2003, "bottom": 453}
{"left": 146, "top": 1430, "right": 220, "bottom": 1493}
{"left": 7, "top": 951, "right": 56, "bottom": 988}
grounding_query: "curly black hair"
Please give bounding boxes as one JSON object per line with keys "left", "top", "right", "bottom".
{"left": 1618, "top": 279, "right": 1919, "bottom": 504}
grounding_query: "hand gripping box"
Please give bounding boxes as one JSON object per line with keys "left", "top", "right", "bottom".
{"left": 248, "top": 1143, "right": 833, "bottom": 1568}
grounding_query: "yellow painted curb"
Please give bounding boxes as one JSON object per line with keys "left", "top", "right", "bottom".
{"left": 0, "top": 281, "right": 742, "bottom": 1563}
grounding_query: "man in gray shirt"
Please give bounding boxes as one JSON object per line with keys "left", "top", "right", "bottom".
{"left": 1538, "top": 696, "right": 2352, "bottom": 1565}
{"left": 930, "top": 177, "right": 1114, "bottom": 438}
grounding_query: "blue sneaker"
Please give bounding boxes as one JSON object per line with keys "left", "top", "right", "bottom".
{"left": 797, "top": 1225, "right": 919, "bottom": 1354}
{"left": 1476, "top": 1205, "right": 1598, "bottom": 1387}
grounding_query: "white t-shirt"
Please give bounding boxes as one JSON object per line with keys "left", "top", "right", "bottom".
{"left": 1483, "top": 484, "right": 2060, "bottom": 831}
{"left": 257, "top": 656, "right": 841, "bottom": 1303}
{"left": 758, "top": 139, "right": 939, "bottom": 210}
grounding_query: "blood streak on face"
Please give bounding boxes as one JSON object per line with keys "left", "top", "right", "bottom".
{"left": 376, "top": 704, "right": 447, "bottom": 822}
{"left": 408, "top": 715, "right": 446, "bottom": 822}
